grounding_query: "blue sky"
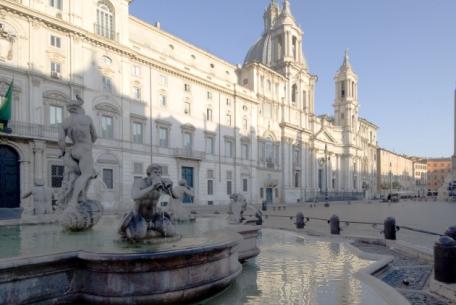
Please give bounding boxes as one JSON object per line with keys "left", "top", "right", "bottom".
{"left": 129, "top": 0, "right": 456, "bottom": 158}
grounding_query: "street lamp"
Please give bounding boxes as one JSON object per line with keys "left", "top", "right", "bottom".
{"left": 319, "top": 144, "right": 330, "bottom": 205}
{"left": 389, "top": 161, "right": 393, "bottom": 199}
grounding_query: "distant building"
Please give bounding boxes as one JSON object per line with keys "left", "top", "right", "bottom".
{"left": 410, "top": 157, "right": 427, "bottom": 196}
{"left": 427, "top": 158, "right": 452, "bottom": 193}
{"left": 376, "top": 148, "right": 415, "bottom": 195}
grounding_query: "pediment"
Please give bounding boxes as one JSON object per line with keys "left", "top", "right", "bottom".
{"left": 315, "top": 130, "right": 337, "bottom": 144}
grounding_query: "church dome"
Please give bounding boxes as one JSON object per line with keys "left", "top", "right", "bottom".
{"left": 243, "top": 32, "right": 274, "bottom": 66}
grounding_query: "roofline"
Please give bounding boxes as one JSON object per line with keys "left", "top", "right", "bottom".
{"left": 242, "top": 62, "right": 288, "bottom": 80}
{"left": 377, "top": 147, "right": 413, "bottom": 160}
{"left": 129, "top": 15, "right": 239, "bottom": 70}
{"left": 359, "top": 117, "right": 378, "bottom": 129}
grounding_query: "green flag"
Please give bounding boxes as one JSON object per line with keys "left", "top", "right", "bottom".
{"left": 0, "top": 81, "right": 13, "bottom": 122}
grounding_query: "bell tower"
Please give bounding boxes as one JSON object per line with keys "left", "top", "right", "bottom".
{"left": 333, "top": 49, "right": 359, "bottom": 137}
{"left": 271, "top": 0, "right": 306, "bottom": 70}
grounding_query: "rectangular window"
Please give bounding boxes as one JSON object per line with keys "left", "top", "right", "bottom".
{"left": 207, "top": 169, "right": 214, "bottom": 179}
{"left": 49, "top": 105, "right": 63, "bottom": 126}
{"left": 160, "top": 75, "right": 168, "bottom": 86}
{"left": 51, "top": 62, "right": 61, "bottom": 73}
{"left": 160, "top": 95, "right": 167, "bottom": 107}
{"left": 51, "top": 165, "right": 64, "bottom": 188}
{"left": 208, "top": 201, "right": 214, "bottom": 205}
{"left": 133, "top": 162, "right": 143, "bottom": 175}
{"left": 241, "top": 143, "right": 249, "bottom": 160}
{"left": 225, "top": 140, "right": 233, "bottom": 158}
{"left": 206, "top": 136, "right": 214, "bottom": 154}
{"left": 50, "top": 35, "right": 61, "bottom": 48}
{"left": 226, "top": 114, "right": 231, "bottom": 126}
{"left": 183, "top": 132, "right": 192, "bottom": 151}
{"left": 243, "top": 178, "right": 248, "bottom": 192}
{"left": 102, "top": 168, "right": 114, "bottom": 189}
{"left": 293, "top": 149, "right": 300, "bottom": 167}
{"left": 132, "top": 86, "right": 141, "bottom": 100}
{"left": 131, "top": 121, "right": 143, "bottom": 144}
{"left": 102, "top": 76, "right": 112, "bottom": 93}
{"left": 49, "top": 0, "right": 62, "bottom": 10}
{"left": 184, "top": 83, "right": 191, "bottom": 92}
{"left": 207, "top": 180, "right": 214, "bottom": 195}
{"left": 159, "top": 127, "right": 168, "bottom": 147}
{"left": 226, "top": 98, "right": 231, "bottom": 106}
{"left": 294, "top": 170, "right": 300, "bottom": 188}
{"left": 207, "top": 91, "right": 212, "bottom": 99}
{"left": 101, "top": 115, "right": 114, "bottom": 139}
{"left": 242, "top": 119, "right": 248, "bottom": 130}
{"left": 260, "top": 187, "right": 264, "bottom": 198}
{"left": 184, "top": 102, "right": 191, "bottom": 115}
{"left": 227, "top": 181, "right": 232, "bottom": 195}
{"left": 160, "top": 165, "right": 169, "bottom": 176}
{"left": 132, "top": 65, "right": 141, "bottom": 76}
{"left": 206, "top": 108, "right": 213, "bottom": 121}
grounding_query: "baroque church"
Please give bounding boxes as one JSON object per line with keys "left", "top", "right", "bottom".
{"left": 0, "top": 0, "right": 377, "bottom": 212}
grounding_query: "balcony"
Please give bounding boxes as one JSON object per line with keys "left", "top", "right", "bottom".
{"left": 173, "top": 148, "right": 205, "bottom": 161}
{"left": 1, "top": 121, "right": 59, "bottom": 141}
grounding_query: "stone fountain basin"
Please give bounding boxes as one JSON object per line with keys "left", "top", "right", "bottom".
{"left": 0, "top": 220, "right": 244, "bottom": 305}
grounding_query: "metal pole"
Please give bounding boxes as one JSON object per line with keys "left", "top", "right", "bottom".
{"left": 325, "top": 144, "right": 329, "bottom": 204}
{"left": 389, "top": 162, "right": 392, "bottom": 197}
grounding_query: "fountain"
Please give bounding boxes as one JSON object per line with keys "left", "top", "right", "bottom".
{"left": 0, "top": 95, "right": 261, "bottom": 304}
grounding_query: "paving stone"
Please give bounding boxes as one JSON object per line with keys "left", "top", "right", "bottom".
{"left": 381, "top": 266, "right": 432, "bottom": 290}
{"left": 400, "top": 291, "right": 455, "bottom": 305}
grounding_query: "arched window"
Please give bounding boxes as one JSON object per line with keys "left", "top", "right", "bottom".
{"left": 97, "top": 2, "right": 114, "bottom": 40}
{"left": 292, "top": 36, "right": 297, "bottom": 60}
{"left": 265, "top": 137, "right": 274, "bottom": 163}
{"left": 291, "top": 84, "right": 297, "bottom": 103}
{"left": 276, "top": 36, "right": 283, "bottom": 60}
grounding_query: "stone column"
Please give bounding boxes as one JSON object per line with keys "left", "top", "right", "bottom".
{"left": 32, "top": 140, "right": 46, "bottom": 184}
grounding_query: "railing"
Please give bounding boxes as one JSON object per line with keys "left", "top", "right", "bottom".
{"left": 306, "top": 191, "right": 365, "bottom": 202}
{"left": 1, "top": 121, "right": 59, "bottom": 140}
{"left": 173, "top": 148, "right": 205, "bottom": 161}
{"left": 262, "top": 212, "right": 445, "bottom": 238}
{"left": 94, "top": 23, "right": 116, "bottom": 41}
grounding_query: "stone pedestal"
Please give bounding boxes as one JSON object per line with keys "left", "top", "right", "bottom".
{"left": 60, "top": 200, "right": 103, "bottom": 231}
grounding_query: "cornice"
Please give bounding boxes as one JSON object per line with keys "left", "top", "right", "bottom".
{"left": 0, "top": 0, "right": 255, "bottom": 101}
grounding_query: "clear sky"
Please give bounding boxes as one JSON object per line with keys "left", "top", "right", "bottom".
{"left": 129, "top": 0, "right": 456, "bottom": 158}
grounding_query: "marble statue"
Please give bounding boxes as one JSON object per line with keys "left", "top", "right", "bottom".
{"left": 57, "top": 95, "right": 103, "bottom": 231}
{"left": 119, "top": 164, "right": 178, "bottom": 242}
{"left": 22, "top": 179, "right": 53, "bottom": 215}
{"left": 228, "top": 193, "right": 263, "bottom": 225}
{"left": 166, "top": 179, "right": 195, "bottom": 222}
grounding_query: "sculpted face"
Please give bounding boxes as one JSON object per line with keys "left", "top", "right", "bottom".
{"left": 146, "top": 164, "right": 162, "bottom": 177}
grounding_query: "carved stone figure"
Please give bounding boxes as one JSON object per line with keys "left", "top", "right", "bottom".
{"left": 119, "top": 164, "right": 177, "bottom": 242}
{"left": 57, "top": 95, "right": 103, "bottom": 231}
{"left": 228, "top": 193, "right": 263, "bottom": 225}
{"left": 22, "top": 179, "right": 53, "bottom": 215}
{"left": 166, "top": 179, "right": 195, "bottom": 222}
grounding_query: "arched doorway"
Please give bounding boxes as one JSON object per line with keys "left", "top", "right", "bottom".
{"left": 0, "top": 145, "right": 20, "bottom": 208}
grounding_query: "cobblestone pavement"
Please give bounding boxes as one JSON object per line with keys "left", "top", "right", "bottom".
{"left": 352, "top": 240, "right": 455, "bottom": 305}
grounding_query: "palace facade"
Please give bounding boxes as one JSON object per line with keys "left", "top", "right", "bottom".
{"left": 0, "top": 0, "right": 378, "bottom": 212}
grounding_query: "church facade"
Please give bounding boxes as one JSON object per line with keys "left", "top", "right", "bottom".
{"left": 0, "top": 0, "right": 378, "bottom": 212}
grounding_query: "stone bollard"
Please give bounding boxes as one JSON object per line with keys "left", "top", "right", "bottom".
{"left": 296, "top": 212, "right": 305, "bottom": 229}
{"left": 330, "top": 215, "right": 340, "bottom": 235}
{"left": 256, "top": 212, "right": 263, "bottom": 226}
{"left": 434, "top": 236, "right": 456, "bottom": 283}
{"left": 445, "top": 226, "right": 456, "bottom": 240}
{"left": 262, "top": 201, "right": 267, "bottom": 211}
{"left": 384, "top": 217, "right": 397, "bottom": 240}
